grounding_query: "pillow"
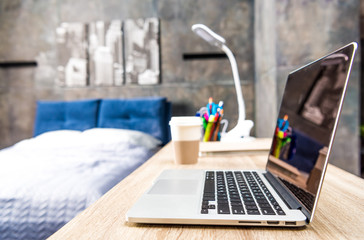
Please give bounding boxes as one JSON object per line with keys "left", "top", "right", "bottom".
{"left": 33, "top": 99, "right": 100, "bottom": 137}
{"left": 35, "top": 130, "right": 82, "bottom": 140}
{"left": 82, "top": 128, "right": 162, "bottom": 149}
{"left": 97, "top": 97, "right": 170, "bottom": 144}
{"left": 13, "top": 130, "right": 82, "bottom": 150}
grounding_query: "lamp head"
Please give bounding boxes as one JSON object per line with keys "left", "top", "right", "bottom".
{"left": 191, "top": 24, "right": 226, "bottom": 48}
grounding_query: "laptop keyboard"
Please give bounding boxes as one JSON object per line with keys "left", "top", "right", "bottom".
{"left": 280, "top": 177, "right": 315, "bottom": 212}
{"left": 201, "top": 171, "right": 286, "bottom": 215}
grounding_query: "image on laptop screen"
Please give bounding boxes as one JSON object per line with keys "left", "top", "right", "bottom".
{"left": 266, "top": 44, "right": 356, "bottom": 214}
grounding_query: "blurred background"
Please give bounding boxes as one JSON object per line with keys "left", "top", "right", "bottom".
{"left": 0, "top": 0, "right": 362, "bottom": 177}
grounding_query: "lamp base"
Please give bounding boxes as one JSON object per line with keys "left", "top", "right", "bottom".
{"left": 221, "top": 120, "right": 254, "bottom": 142}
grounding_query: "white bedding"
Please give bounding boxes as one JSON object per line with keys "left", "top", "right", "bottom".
{"left": 0, "top": 128, "right": 161, "bottom": 240}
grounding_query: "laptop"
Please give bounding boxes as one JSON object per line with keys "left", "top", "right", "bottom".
{"left": 126, "top": 42, "right": 357, "bottom": 227}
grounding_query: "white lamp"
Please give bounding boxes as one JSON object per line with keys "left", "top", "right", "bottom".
{"left": 191, "top": 24, "right": 254, "bottom": 140}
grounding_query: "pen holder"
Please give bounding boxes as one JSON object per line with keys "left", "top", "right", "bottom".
{"left": 201, "top": 118, "right": 228, "bottom": 142}
{"left": 197, "top": 99, "right": 227, "bottom": 142}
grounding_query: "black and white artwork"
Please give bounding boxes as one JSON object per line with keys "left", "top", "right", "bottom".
{"left": 56, "top": 22, "right": 88, "bottom": 87}
{"left": 56, "top": 18, "right": 160, "bottom": 87}
{"left": 88, "top": 20, "right": 123, "bottom": 86}
{"left": 124, "top": 18, "right": 160, "bottom": 85}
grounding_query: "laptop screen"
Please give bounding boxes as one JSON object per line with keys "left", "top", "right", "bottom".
{"left": 266, "top": 43, "right": 357, "bottom": 215}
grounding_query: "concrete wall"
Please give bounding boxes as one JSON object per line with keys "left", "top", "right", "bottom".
{"left": 255, "top": 0, "right": 360, "bottom": 175}
{"left": 0, "top": 0, "right": 255, "bottom": 149}
{"left": 0, "top": 0, "right": 361, "bottom": 175}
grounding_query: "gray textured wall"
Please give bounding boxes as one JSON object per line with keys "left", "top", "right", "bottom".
{"left": 275, "top": 1, "right": 360, "bottom": 176}
{"left": 0, "top": 0, "right": 255, "bottom": 149}
{"left": 255, "top": 0, "right": 360, "bottom": 175}
{"left": 0, "top": 0, "right": 361, "bottom": 175}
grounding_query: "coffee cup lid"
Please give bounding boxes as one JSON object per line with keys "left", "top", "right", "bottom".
{"left": 169, "top": 116, "right": 202, "bottom": 126}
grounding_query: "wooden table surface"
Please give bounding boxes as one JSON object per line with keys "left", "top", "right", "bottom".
{"left": 49, "top": 140, "right": 364, "bottom": 240}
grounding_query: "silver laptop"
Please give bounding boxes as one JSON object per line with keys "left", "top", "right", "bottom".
{"left": 126, "top": 42, "right": 357, "bottom": 227}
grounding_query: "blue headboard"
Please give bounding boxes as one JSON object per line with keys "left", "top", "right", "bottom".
{"left": 34, "top": 97, "right": 171, "bottom": 145}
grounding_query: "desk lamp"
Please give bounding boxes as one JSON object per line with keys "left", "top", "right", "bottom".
{"left": 191, "top": 24, "right": 254, "bottom": 140}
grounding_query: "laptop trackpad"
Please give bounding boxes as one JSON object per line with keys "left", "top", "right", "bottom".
{"left": 148, "top": 179, "right": 199, "bottom": 195}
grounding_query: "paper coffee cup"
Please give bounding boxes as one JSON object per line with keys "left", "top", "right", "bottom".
{"left": 169, "top": 117, "right": 202, "bottom": 164}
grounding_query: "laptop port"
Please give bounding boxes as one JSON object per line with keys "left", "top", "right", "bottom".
{"left": 285, "top": 221, "right": 296, "bottom": 226}
{"left": 267, "top": 221, "right": 279, "bottom": 225}
{"left": 238, "top": 221, "right": 261, "bottom": 224}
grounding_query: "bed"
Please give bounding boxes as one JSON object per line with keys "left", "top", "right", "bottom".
{"left": 0, "top": 97, "right": 171, "bottom": 240}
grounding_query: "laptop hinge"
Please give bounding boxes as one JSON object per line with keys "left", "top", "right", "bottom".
{"left": 264, "top": 171, "right": 311, "bottom": 223}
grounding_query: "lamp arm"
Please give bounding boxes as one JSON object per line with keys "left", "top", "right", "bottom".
{"left": 221, "top": 44, "right": 246, "bottom": 121}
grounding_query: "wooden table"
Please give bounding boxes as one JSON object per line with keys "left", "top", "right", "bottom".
{"left": 49, "top": 140, "right": 364, "bottom": 240}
